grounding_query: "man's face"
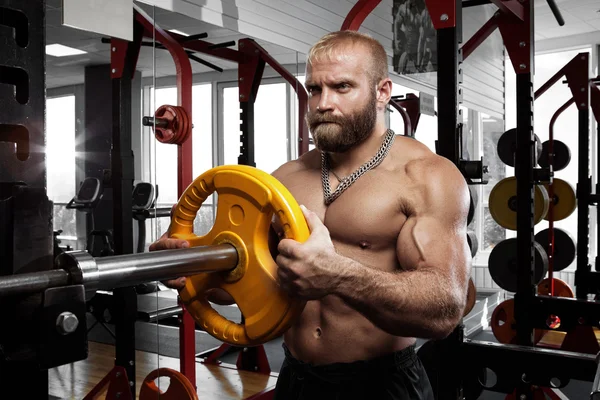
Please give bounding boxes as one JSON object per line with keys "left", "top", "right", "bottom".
{"left": 304, "top": 43, "right": 379, "bottom": 153}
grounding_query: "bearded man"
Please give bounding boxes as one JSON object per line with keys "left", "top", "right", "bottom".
{"left": 152, "top": 30, "right": 471, "bottom": 400}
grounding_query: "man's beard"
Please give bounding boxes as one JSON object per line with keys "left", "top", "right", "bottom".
{"left": 306, "top": 92, "right": 377, "bottom": 153}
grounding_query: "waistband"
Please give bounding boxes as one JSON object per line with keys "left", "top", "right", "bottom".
{"left": 281, "top": 343, "right": 417, "bottom": 384}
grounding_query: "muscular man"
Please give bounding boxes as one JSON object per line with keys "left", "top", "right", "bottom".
{"left": 152, "top": 31, "right": 471, "bottom": 400}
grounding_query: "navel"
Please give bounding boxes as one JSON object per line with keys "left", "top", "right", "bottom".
{"left": 314, "top": 327, "right": 322, "bottom": 339}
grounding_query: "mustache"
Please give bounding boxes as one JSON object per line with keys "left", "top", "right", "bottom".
{"left": 307, "top": 112, "right": 342, "bottom": 125}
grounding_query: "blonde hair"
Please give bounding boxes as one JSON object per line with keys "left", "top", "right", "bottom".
{"left": 307, "top": 30, "right": 389, "bottom": 86}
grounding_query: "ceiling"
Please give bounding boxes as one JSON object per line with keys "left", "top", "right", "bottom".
{"left": 533, "top": 0, "right": 600, "bottom": 41}
{"left": 45, "top": 0, "right": 301, "bottom": 89}
{"left": 44, "top": 0, "right": 600, "bottom": 89}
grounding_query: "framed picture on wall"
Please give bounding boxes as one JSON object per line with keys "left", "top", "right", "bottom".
{"left": 392, "top": 0, "right": 437, "bottom": 76}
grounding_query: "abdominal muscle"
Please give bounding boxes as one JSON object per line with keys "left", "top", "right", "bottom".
{"left": 283, "top": 297, "right": 415, "bottom": 365}
{"left": 282, "top": 244, "right": 415, "bottom": 366}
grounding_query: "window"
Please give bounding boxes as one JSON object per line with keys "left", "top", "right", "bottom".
{"left": 47, "top": 95, "right": 77, "bottom": 239}
{"left": 222, "top": 82, "right": 289, "bottom": 173}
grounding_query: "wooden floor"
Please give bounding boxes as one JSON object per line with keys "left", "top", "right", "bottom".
{"left": 48, "top": 341, "right": 278, "bottom": 399}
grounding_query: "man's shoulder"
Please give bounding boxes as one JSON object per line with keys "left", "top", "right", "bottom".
{"left": 271, "top": 149, "right": 319, "bottom": 181}
{"left": 400, "top": 143, "right": 469, "bottom": 217}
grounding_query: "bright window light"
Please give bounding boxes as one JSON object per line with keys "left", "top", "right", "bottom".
{"left": 168, "top": 29, "right": 189, "bottom": 36}
{"left": 45, "top": 44, "right": 87, "bottom": 57}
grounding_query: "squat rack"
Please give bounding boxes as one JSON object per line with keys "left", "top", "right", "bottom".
{"left": 109, "top": 4, "right": 310, "bottom": 394}
{"left": 344, "top": 0, "right": 600, "bottom": 399}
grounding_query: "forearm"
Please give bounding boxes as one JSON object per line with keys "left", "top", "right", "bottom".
{"left": 330, "top": 254, "right": 464, "bottom": 339}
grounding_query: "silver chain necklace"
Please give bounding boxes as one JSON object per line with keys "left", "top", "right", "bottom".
{"left": 321, "top": 129, "right": 396, "bottom": 205}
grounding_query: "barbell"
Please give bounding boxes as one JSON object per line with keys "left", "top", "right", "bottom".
{"left": 0, "top": 165, "right": 310, "bottom": 347}
{"left": 0, "top": 164, "right": 476, "bottom": 347}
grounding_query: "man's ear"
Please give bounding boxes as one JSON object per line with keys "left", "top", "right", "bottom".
{"left": 377, "top": 78, "right": 393, "bottom": 108}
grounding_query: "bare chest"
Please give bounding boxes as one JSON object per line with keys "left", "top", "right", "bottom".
{"left": 282, "top": 170, "right": 409, "bottom": 251}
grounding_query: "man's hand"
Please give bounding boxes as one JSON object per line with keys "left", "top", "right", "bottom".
{"left": 149, "top": 231, "right": 190, "bottom": 290}
{"left": 276, "top": 205, "right": 339, "bottom": 300}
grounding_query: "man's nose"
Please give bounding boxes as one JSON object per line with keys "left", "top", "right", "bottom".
{"left": 316, "top": 89, "right": 334, "bottom": 112}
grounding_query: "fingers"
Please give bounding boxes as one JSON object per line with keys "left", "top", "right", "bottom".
{"left": 300, "top": 205, "right": 325, "bottom": 233}
{"left": 149, "top": 238, "right": 190, "bottom": 252}
{"left": 277, "top": 238, "right": 299, "bottom": 259}
{"left": 161, "top": 277, "right": 186, "bottom": 290}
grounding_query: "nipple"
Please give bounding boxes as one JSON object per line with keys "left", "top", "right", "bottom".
{"left": 359, "top": 241, "right": 371, "bottom": 249}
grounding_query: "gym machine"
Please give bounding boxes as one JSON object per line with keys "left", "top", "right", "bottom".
{"left": 0, "top": 163, "right": 310, "bottom": 399}
{"left": 110, "top": 4, "right": 310, "bottom": 387}
{"left": 343, "top": 0, "right": 600, "bottom": 399}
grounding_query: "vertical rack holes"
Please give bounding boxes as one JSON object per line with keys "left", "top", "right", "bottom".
{"left": 0, "top": 7, "right": 29, "bottom": 48}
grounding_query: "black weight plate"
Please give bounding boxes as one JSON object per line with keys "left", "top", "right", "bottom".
{"left": 467, "top": 231, "right": 478, "bottom": 258}
{"left": 539, "top": 140, "right": 571, "bottom": 171}
{"left": 534, "top": 228, "right": 576, "bottom": 272}
{"left": 497, "top": 128, "right": 542, "bottom": 167}
{"left": 488, "top": 238, "right": 549, "bottom": 292}
{"left": 467, "top": 186, "right": 478, "bottom": 226}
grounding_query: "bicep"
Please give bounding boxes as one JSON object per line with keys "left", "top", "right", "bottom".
{"left": 396, "top": 214, "right": 470, "bottom": 285}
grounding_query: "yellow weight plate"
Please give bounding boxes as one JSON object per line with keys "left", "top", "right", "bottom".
{"left": 172, "top": 165, "right": 310, "bottom": 346}
{"left": 488, "top": 177, "right": 549, "bottom": 230}
{"left": 543, "top": 178, "right": 577, "bottom": 222}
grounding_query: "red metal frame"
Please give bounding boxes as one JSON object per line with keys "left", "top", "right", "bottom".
{"left": 460, "top": 0, "right": 532, "bottom": 72}
{"left": 489, "top": 0, "right": 524, "bottom": 21}
{"left": 341, "top": 0, "right": 382, "bottom": 31}
{"left": 109, "top": 7, "right": 310, "bottom": 389}
{"left": 83, "top": 366, "right": 133, "bottom": 400}
{"left": 237, "top": 39, "right": 309, "bottom": 155}
{"left": 389, "top": 93, "right": 421, "bottom": 137}
{"left": 423, "top": 0, "right": 457, "bottom": 29}
{"left": 132, "top": 8, "right": 197, "bottom": 387}
{"left": 535, "top": 53, "right": 589, "bottom": 109}
{"left": 461, "top": 15, "right": 499, "bottom": 61}
{"left": 545, "top": 97, "right": 575, "bottom": 295}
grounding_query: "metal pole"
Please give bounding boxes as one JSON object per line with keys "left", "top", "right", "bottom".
{"left": 0, "top": 245, "right": 238, "bottom": 298}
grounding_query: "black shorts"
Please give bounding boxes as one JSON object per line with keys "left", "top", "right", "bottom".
{"left": 273, "top": 343, "right": 434, "bottom": 400}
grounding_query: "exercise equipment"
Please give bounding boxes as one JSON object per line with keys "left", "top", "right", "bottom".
{"left": 143, "top": 104, "right": 192, "bottom": 145}
{"left": 497, "top": 128, "right": 542, "bottom": 167}
{"left": 175, "top": 165, "right": 310, "bottom": 346}
{"left": 488, "top": 238, "right": 548, "bottom": 292}
{"left": 538, "top": 139, "right": 571, "bottom": 171}
{"left": 0, "top": 165, "right": 309, "bottom": 348}
{"left": 132, "top": 182, "right": 156, "bottom": 211}
{"left": 139, "top": 368, "right": 198, "bottom": 400}
{"left": 66, "top": 177, "right": 103, "bottom": 211}
{"left": 488, "top": 177, "right": 549, "bottom": 230}
{"left": 492, "top": 280, "right": 576, "bottom": 346}
{"left": 491, "top": 299, "right": 545, "bottom": 345}
{"left": 66, "top": 177, "right": 114, "bottom": 257}
{"left": 534, "top": 228, "right": 576, "bottom": 272}
{"left": 542, "top": 178, "right": 577, "bottom": 222}
{"left": 537, "top": 277, "right": 574, "bottom": 298}
{"left": 464, "top": 278, "right": 476, "bottom": 317}
{"left": 467, "top": 186, "right": 478, "bottom": 226}
{"left": 466, "top": 231, "right": 478, "bottom": 258}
